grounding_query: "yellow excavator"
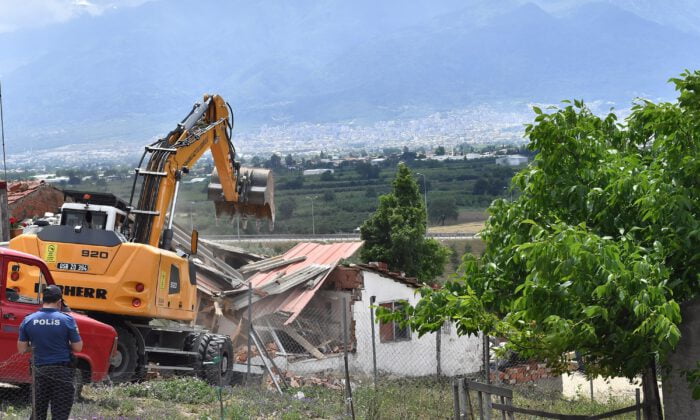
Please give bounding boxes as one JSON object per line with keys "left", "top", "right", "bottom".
{"left": 9, "top": 94, "right": 274, "bottom": 383}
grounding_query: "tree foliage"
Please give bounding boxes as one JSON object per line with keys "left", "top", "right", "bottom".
{"left": 278, "top": 198, "right": 297, "bottom": 220}
{"left": 266, "top": 153, "right": 282, "bottom": 169}
{"left": 428, "top": 197, "right": 458, "bottom": 224}
{"left": 360, "top": 163, "right": 450, "bottom": 281}
{"left": 387, "top": 72, "right": 700, "bottom": 385}
{"left": 285, "top": 154, "right": 295, "bottom": 167}
{"left": 356, "top": 162, "right": 381, "bottom": 179}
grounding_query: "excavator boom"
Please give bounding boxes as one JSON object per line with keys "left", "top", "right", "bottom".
{"left": 128, "top": 94, "right": 274, "bottom": 246}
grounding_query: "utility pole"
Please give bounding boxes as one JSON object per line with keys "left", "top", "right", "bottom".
{"left": 307, "top": 195, "right": 318, "bottom": 235}
{"left": 416, "top": 172, "right": 428, "bottom": 228}
{"left": 1, "top": 80, "right": 7, "bottom": 182}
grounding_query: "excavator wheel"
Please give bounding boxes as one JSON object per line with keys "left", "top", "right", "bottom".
{"left": 196, "top": 333, "right": 234, "bottom": 385}
{"left": 109, "top": 326, "right": 139, "bottom": 383}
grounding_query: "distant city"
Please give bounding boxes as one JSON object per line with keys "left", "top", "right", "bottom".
{"left": 4, "top": 105, "right": 529, "bottom": 173}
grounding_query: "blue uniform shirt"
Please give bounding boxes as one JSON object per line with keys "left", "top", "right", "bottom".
{"left": 19, "top": 308, "right": 82, "bottom": 366}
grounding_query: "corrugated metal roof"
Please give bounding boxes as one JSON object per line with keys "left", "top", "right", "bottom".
{"left": 248, "top": 242, "right": 362, "bottom": 289}
{"left": 246, "top": 241, "right": 363, "bottom": 324}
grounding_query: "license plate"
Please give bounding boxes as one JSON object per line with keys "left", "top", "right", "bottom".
{"left": 57, "top": 262, "right": 89, "bottom": 272}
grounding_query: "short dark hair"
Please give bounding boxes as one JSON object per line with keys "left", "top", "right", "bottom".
{"left": 42, "top": 285, "right": 62, "bottom": 303}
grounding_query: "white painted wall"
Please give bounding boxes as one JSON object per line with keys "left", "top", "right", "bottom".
{"left": 352, "top": 271, "right": 482, "bottom": 377}
{"left": 256, "top": 270, "right": 482, "bottom": 378}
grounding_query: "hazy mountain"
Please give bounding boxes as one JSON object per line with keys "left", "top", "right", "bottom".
{"left": 1, "top": 0, "right": 699, "bottom": 152}
{"left": 527, "top": 0, "right": 700, "bottom": 34}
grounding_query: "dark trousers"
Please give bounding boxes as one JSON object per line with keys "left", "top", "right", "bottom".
{"left": 32, "top": 364, "right": 75, "bottom": 420}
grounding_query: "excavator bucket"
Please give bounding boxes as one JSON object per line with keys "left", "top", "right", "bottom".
{"left": 208, "top": 167, "right": 275, "bottom": 226}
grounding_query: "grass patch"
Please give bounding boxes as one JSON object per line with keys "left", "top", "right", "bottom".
{"left": 1, "top": 377, "right": 639, "bottom": 419}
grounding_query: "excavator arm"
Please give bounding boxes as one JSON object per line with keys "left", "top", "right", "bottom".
{"left": 128, "top": 94, "right": 274, "bottom": 247}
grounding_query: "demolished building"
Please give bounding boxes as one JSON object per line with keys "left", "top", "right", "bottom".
{"left": 201, "top": 241, "right": 482, "bottom": 379}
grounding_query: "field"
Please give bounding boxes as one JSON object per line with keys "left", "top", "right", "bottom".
{"left": 46, "top": 157, "right": 515, "bottom": 236}
{"left": 0, "top": 377, "right": 640, "bottom": 419}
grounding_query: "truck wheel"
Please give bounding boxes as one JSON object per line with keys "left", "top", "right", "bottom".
{"left": 197, "top": 333, "right": 233, "bottom": 385}
{"left": 110, "top": 327, "right": 138, "bottom": 383}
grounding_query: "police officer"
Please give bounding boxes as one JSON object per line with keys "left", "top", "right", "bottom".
{"left": 17, "top": 285, "right": 83, "bottom": 420}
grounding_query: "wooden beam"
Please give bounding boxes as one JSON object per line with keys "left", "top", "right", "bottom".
{"left": 281, "top": 326, "right": 326, "bottom": 360}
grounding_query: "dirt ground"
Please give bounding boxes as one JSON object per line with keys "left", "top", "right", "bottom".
{"left": 562, "top": 372, "right": 648, "bottom": 401}
{"left": 428, "top": 210, "right": 487, "bottom": 235}
{"left": 429, "top": 221, "right": 485, "bottom": 235}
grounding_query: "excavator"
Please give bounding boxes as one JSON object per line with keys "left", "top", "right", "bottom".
{"left": 8, "top": 94, "right": 274, "bottom": 383}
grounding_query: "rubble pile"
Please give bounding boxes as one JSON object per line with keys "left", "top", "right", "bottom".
{"left": 235, "top": 342, "right": 279, "bottom": 363}
{"left": 264, "top": 372, "right": 344, "bottom": 390}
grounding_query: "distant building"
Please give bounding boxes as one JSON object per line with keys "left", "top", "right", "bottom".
{"left": 302, "top": 169, "right": 334, "bottom": 176}
{"left": 370, "top": 158, "right": 386, "bottom": 165}
{"left": 43, "top": 176, "right": 70, "bottom": 183}
{"left": 496, "top": 155, "right": 528, "bottom": 166}
{"left": 7, "top": 181, "right": 64, "bottom": 222}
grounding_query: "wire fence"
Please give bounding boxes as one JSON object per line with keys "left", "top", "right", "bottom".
{"left": 0, "top": 295, "right": 647, "bottom": 419}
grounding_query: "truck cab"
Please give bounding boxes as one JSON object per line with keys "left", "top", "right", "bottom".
{"left": 0, "top": 247, "right": 117, "bottom": 387}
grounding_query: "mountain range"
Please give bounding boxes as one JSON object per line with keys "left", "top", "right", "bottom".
{"left": 1, "top": 0, "right": 699, "bottom": 152}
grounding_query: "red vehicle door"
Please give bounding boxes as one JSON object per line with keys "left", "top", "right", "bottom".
{"left": 0, "top": 254, "right": 50, "bottom": 383}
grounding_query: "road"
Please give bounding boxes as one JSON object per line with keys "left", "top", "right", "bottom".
{"left": 202, "top": 233, "right": 477, "bottom": 243}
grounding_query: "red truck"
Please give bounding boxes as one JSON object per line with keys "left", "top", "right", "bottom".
{"left": 0, "top": 247, "right": 117, "bottom": 396}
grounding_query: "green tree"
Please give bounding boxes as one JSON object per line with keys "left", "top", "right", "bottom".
{"left": 428, "top": 197, "right": 458, "bottom": 225}
{"left": 285, "top": 154, "right": 295, "bottom": 167}
{"left": 356, "top": 162, "right": 380, "bottom": 179}
{"left": 435, "top": 146, "right": 446, "bottom": 156}
{"left": 278, "top": 198, "right": 297, "bottom": 220}
{"left": 267, "top": 154, "right": 282, "bottom": 169}
{"left": 322, "top": 191, "right": 335, "bottom": 202}
{"left": 473, "top": 177, "right": 488, "bottom": 195}
{"left": 360, "top": 163, "right": 450, "bottom": 281}
{"left": 320, "top": 171, "right": 335, "bottom": 181}
{"left": 383, "top": 72, "right": 700, "bottom": 417}
{"left": 401, "top": 146, "right": 417, "bottom": 161}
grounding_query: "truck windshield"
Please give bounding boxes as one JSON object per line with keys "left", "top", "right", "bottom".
{"left": 62, "top": 210, "right": 108, "bottom": 230}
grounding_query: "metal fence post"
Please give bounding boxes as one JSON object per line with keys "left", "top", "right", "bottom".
{"left": 30, "top": 352, "right": 37, "bottom": 420}
{"left": 482, "top": 333, "right": 492, "bottom": 419}
{"left": 341, "top": 297, "right": 355, "bottom": 419}
{"left": 245, "top": 282, "right": 252, "bottom": 384}
{"left": 436, "top": 330, "right": 442, "bottom": 379}
{"left": 458, "top": 377, "right": 468, "bottom": 420}
{"left": 369, "top": 296, "right": 378, "bottom": 388}
{"left": 218, "top": 354, "right": 224, "bottom": 420}
{"left": 453, "top": 379, "right": 461, "bottom": 420}
{"left": 483, "top": 333, "right": 490, "bottom": 384}
{"left": 0, "top": 181, "right": 9, "bottom": 242}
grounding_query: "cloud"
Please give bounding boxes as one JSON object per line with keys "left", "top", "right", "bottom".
{"left": 0, "top": 0, "right": 156, "bottom": 33}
